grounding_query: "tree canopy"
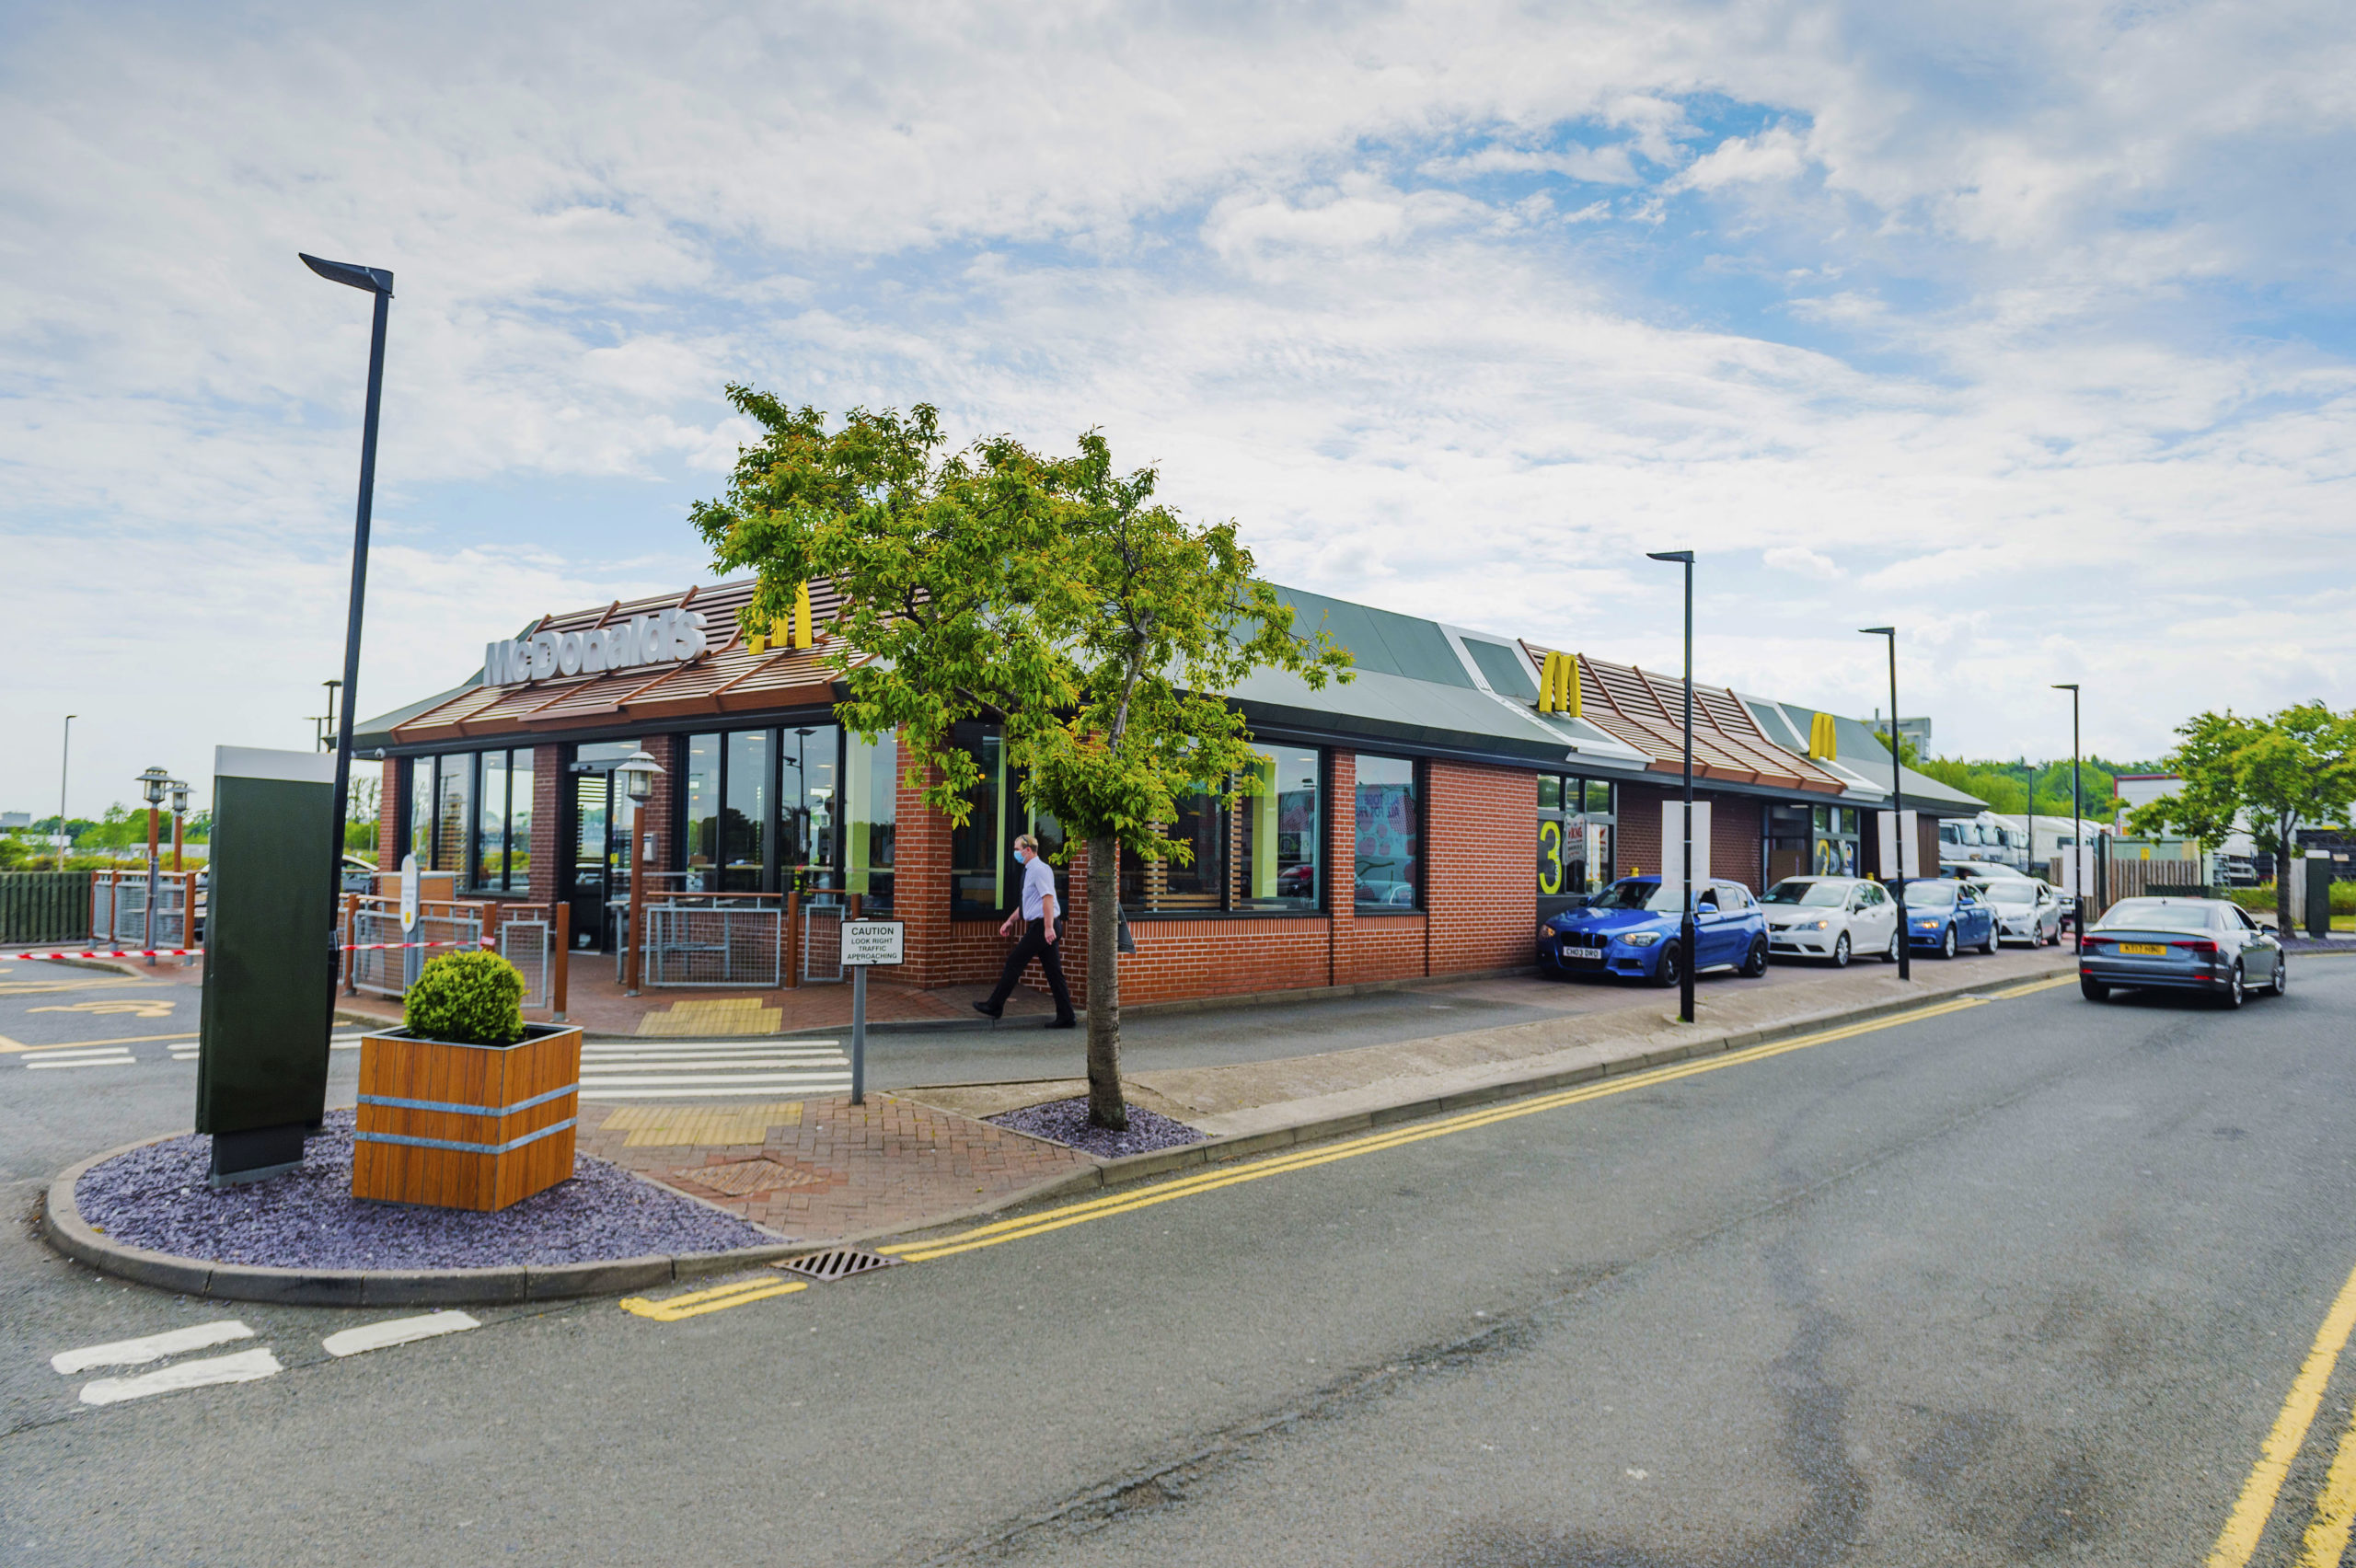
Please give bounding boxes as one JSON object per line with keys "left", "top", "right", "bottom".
{"left": 691, "top": 391, "right": 1352, "bottom": 1124}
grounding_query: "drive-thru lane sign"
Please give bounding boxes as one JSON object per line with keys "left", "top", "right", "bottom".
{"left": 844, "top": 920, "right": 904, "bottom": 1102}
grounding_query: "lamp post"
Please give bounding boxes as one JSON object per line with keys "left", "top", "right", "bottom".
{"left": 54, "top": 716, "right": 74, "bottom": 871}
{"left": 169, "top": 779, "right": 190, "bottom": 873}
{"left": 299, "top": 251, "right": 394, "bottom": 979}
{"left": 1646, "top": 549, "right": 1697, "bottom": 1023}
{"left": 616, "top": 748, "right": 664, "bottom": 996}
{"left": 2054, "top": 684, "right": 2081, "bottom": 953}
{"left": 137, "top": 765, "right": 171, "bottom": 966}
{"left": 1860, "top": 628, "right": 1911, "bottom": 982}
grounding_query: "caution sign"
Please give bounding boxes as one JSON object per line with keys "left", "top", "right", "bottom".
{"left": 842, "top": 920, "right": 904, "bottom": 967}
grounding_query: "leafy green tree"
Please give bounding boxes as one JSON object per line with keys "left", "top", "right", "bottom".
{"left": 693, "top": 393, "right": 1351, "bottom": 1127}
{"left": 2126, "top": 703, "right": 2356, "bottom": 931}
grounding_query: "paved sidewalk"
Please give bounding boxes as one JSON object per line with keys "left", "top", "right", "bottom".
{"left": 589, "top": 948, "right": 2077, "bottom": 1246}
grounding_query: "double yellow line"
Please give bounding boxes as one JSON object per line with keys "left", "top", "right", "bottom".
{"left": 620, "top": 974, "right": 2068, "bottom": 1316}
{"left": 2212, "top": 1260, "right": 2356, "bottom": 1566}
{"left": 884, "top": 982, "right": 2062, "bottom": 1264}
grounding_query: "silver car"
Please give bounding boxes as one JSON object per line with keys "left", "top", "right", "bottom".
{"left": 2079, "top": 896, "right": 2286, "bottom": 1008}
{"left": 1982, "top": 878, "right": 2064, "bottom": 947}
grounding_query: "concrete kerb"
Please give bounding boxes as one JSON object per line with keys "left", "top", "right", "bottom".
{"left": 40, "top": 957, "right": 2070, "bottom": 1304}
{"left": 38, "top": 1135, "right": 812, "bottom": 1309}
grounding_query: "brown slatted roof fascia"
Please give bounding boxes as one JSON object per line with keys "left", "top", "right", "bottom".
{"left": 592, "top": 599, "right": 620, "bottom": 629}
{"left": 612, "top": 662, "right": 691, "bottom": 710}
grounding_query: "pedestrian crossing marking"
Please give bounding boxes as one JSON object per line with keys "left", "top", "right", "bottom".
{"left": 578, "top": 1038, "right": 850, "bottom": 1104}
{"left": 597, "top": 1101, "right": 807, "bottom": 1147}
{"left": 79, "top": 1348, "right": 282, "bottom": 1405}
{"left": 52, "top": 1320, "right": 254, "bottom": 1374}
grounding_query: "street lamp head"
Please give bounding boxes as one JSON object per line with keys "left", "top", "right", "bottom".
{"left": 1646, "top": 550, "right": 1695, "bottom": 564}
{"left": 299, "top": 253, "right": 395, "bottom": 295}
{"left": 168, "top": 780, "right": 190, "bottom": 815}
{"left": 614, "top": 747, "right": 664, "bottom": 804}
{"left": 136, "top": 765, "right": 172, "bottom": 806}
{"left": 1859, "top": 626, "right": 1895, "bottom": 638}
{"left": 2051, "top": 683, "right": 2079, "bottom": 693}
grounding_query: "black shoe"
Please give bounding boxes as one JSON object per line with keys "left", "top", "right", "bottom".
{"left": 973, "top": 1001, "right": 1003, "bottom": 1020}
{"left": 1045, "top": 1015, "right": 1078, "bottom": 1030}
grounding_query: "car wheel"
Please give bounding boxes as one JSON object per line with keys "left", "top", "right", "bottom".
{"left": 2220, "top": 964, "right": 2246, "bottom": 1009}
{"left": 2080, "top": 977, "right": 2108, "bottom": 1001}
{"left": 1979, "top": 924, "right": 1997, "bottom": 955}
{"left": 1939, "top": 926, "right": 1958, "bottom": 960}
{"left": 1884, "top": 929, "right": 1900, "bottom": 963}
{"left": 1831, "top": 932, "right": 1852, "bottom": 968}
{"left": 2271, "top": 959, "right": 2289, "bottom": 997}
{"left": 1652, "top": 946, "right": 1682, "bottom": 990}
{"left": 1741, "top": 936, "right": 1770, "bottom": 978}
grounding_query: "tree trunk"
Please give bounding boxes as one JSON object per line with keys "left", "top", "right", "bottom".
{"left": 1085, "top": 832, "right": 1126, "bottom": 1130}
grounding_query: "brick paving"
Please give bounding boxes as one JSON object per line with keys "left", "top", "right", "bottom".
{"left": 575, "top": 1092, "right": 1094, "bottom": 1243}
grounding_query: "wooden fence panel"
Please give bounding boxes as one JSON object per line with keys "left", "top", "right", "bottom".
{"left": 0, "top": 871, "right": 95, "bottom": 945}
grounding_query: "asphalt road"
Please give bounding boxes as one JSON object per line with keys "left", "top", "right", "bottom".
{"left": 6, "top": 959, "right": 2356, "bottom": 1565}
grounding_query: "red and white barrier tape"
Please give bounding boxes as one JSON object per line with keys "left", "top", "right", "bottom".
{"left": 2, "top": 938, "right": 492, "bottom": 963}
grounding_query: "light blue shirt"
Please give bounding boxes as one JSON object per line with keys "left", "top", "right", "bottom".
{"left": 1020, "top": 854, "right": 1056, "bottom": 921}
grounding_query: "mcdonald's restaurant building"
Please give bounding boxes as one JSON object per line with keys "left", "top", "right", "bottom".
{"left": 354, "top": 577, "right": 1983, "bottom": 1011}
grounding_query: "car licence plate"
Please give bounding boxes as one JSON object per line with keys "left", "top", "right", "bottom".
{"left": 1563, "top": 944, "right": 1604, "bottom": 960}
{"left": 2118, "top": 942, "right": 2167, "bottom": 956}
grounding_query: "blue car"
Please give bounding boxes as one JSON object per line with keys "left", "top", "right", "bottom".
{"left": 1538, "top": 876, "right": 1770, "bottom": 988}
{"left": 1899, "top": 877, "right": 1997, "bottom": 958}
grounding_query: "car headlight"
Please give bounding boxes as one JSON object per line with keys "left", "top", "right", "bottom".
{"left": 1805, "top": 918, "right": 1829, "bottom": 930}
{"left": 1622, "top": 932, "right": 1662, "bottom": 947}
{"left": 1915, "top": 918, "right": 1939, "bottom": 928}
{"left": 1539, "top": 925, "right": 1554, "bottom": 940}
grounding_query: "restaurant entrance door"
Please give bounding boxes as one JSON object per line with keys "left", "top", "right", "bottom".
{"left": 566, "top": 745, "right": 640, "bottom": 951}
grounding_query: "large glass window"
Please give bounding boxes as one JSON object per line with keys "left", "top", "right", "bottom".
{"left": 951, "top": 724, "right": 1009, "bottom": 917}
{"left": 725, "top": 729, "right": 770, "bottom": 892}
{"left": 434, "top": 756, "right": 471, "bottom": 877}
{"left": 845, "top": 731, "right": 897, "bottom": 913}
{"left": 1237, "top": 747, "right": 1320, "bottom": 909}
{"left": 405, "top": 750, "right": 533, "bottom": 888}
{"left": 1120, "top": 786, "right": 1225, "bottom": 911}
{"left": 781, "top": 724, "right": 838, "bottom": 887}
{"left": 476, "top": 753, "right": 509, "bottom": 888}
{"left": 684, "top": 734, "right": 722, "bottom": 891}
{"left": 1354, "top": 755, "right": 1419, "bottom": 909}
{"left": 408, "top": 760, "right": 433, "bottom": 865}
{"left": 1539, "top": 773, "right": 1618, "bottom": 903}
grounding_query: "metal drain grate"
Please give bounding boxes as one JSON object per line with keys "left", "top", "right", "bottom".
{"left": 774, "top": 1247, "right": 903, "bottom": 1283}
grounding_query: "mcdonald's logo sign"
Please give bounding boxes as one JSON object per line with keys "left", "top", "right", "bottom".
{"left": 746, "top": 581, "right": 817, "bottom": 656}
{"left": 1537, "top": 651, "right": 1582, "bottom": 718}
{"left": 1807, "top": 710, "right": 1838, "bottom": 760}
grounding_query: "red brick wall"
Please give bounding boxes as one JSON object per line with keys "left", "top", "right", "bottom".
{"left": 1619, "top": 780, "right": 1666, "bottom": 877}
{"left": 1426, "top": 759, "right": 1533, "bottom": 974}
{"left": 1713, "top": 794, "right": 1764, "bottom": 891}
{"left": 528, "top": 744, "right": 563, "bottom": 906}
{"left": 375, "top": 757, "right": 402, "bottom": 869}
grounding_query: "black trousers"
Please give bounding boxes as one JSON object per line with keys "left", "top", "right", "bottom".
{"left": 986, "top": 921, "right": 1075, "bottom": 1020}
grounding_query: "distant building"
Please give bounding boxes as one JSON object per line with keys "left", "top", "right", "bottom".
{"left": 0, "top": 812, "right": 30, "bottom": 830}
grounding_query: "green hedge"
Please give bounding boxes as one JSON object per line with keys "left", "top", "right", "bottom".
{"left": 2226, "top": 882, "right": 2356, "bottom": 915}
{"left": 403, "top": 951, "right": 525, "bottom": 1046}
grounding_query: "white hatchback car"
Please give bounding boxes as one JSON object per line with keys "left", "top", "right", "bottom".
{"left": 1981, "top": 877, "right": 2065, "bottom": 946}
{"left": 1761, "top": 876, "right": 1901, "bottom": 966}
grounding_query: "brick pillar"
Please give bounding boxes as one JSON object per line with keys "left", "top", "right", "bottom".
{"left": 640, "top": 733, "right": 680, "bottom": 876}
{"left": 1328, "top": 751, "right": 1356, "bottom": 986}
{"left": 375, "top": 757, "right": 402, "bottom": 870}
{"left": 528, "top": 744, "right": 564, "bottom": 907}
{"left": 895, "top": 744, "right": 955, "bottom": 987}
{"left": 1062, "top": 837, "right": 1093, "bottom": 1011}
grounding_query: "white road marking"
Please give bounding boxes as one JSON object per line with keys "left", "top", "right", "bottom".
{"left": 574, "top": 1039, "right": 852, "bottom": 1101}
{"left": 25, "top": 1051, "right": 137, "bottom": 1069}
{"left": 79, "top": 1348, "right": 282, "bottom": 1405}
{"left": 52, "top": 1320, "right": 255, "bottom": 1374}
{"left": 321, "top": 1310, "right": 479, "bottom": 1358}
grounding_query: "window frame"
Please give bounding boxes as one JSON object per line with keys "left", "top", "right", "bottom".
{"left": 1352, "top": 752, "right": 1424, "bottom": 915}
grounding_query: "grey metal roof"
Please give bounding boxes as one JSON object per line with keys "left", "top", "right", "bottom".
{"left": 1741, "top": 697, "right": 1988, "bottom": 814}
{"left": 352, "top": 677, "right": 483, "bottom": 755}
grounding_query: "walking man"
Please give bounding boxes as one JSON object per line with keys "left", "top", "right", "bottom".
{"left": 975, "top": 833, "right": 1077, "bottom": 1028}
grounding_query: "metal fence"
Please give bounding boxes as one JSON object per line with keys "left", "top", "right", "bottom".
{"left": 802, "top": 901, "right": 843, "bottom": 983}
{"left": 0, "top": 871, "right": 91, "bottom": 946}
{"left": 645, "top": 902, "right": 784, "bottom": 988}
{"left": 499, "top": 914, "right": 552, "bottom": 1009}
{"left": 350, "top": 904, "right": 486, "bottom": 997}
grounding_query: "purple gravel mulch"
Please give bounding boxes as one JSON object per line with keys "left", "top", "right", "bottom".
{"left": 74, "top": 1111, "right": 780, "bottom": 1271}
{"left": 987, "top": 1097, "right": 1207, "bottom": 1160}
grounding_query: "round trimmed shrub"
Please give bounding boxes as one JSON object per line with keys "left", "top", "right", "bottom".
{"left": 404, "top": 950, "right": 526, "bottom": 1046}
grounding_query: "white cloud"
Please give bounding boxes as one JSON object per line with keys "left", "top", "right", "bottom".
{"left": 1763, "top": 546, "right": 1842, "bottom": 580}
{"left": 1671, "top": 126, "right": 1812, "bottom": 191}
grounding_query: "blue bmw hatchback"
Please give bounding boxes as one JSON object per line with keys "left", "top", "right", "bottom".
{"left": 1899, "top": 877, "right": 1997, "bottom": 959}
{"left": 1538, "top": 876, "right": 1771, "bottom": 988}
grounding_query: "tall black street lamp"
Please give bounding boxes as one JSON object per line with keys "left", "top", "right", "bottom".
{"left": 2054, "top": 683, "right": 2081, "bottom": 954}
{"left": 1860, "top": 627, "right": 1911, "bottom": 982}
{"left": 300, "top": 252, "right": 393, "bottom": 960}
{"left": 1647, "top": 549, "right": 1697, "bottom": 1023}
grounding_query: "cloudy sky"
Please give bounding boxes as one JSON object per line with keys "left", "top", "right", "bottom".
{"left": 6, "top": 0, "right": 2353, "bottom": 816}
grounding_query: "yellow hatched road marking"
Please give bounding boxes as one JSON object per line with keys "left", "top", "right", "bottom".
{"left": 2, "top": 1032, "right": 201, "bottom": 1054}
{"left": 2212, "top": 1256, "right": 2356, "bottom": 1567}
{"left": 618, "top": 1276, "right": 808, "bottom": 1321}
{"left": 889, "top": 986, "right": 2050, "bottom": 1264}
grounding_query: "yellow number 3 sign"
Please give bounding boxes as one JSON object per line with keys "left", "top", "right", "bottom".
{"left": 29, "top": 999, "right": 179, "bottom": 1020}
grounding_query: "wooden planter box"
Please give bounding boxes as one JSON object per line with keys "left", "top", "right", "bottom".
{"left": 352, "top": 1023, "right": 583, "bottom": 1211}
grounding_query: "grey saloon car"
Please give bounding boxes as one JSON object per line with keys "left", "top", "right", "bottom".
{"left": 2079, "top": 897, "right": 2285, "bottom": 1007}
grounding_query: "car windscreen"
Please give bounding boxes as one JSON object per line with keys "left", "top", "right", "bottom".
{"left": 1762, "top": 882, "right": 1847, "bottom": 906}
{"left": 1591, "top": 880, "right": 1685, "bottom": 914}
{"left": 1984, "top": 883, "right": 2037, "bottom": 905}
{"left": 1906, "top": 882, "right": 1958, "bottom": 908}
{"left": 2096, "top": 903, "right": 2217, "bottom": 932}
